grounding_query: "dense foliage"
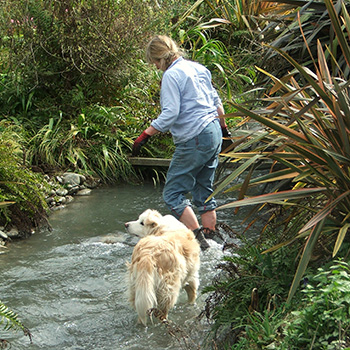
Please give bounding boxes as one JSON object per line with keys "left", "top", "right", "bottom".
{"left": 0, "top": 120, "right": 49, "bottom": 233}
{"left": 2, "top": 0, "right": 350, "bottom": 348}
{"left": 0, "top": 0, "right": 171, "bottom": 118}
{"left": 204, "top": 244, "right": 350, "bottom": 349}
{"left": 213, "top": 0, "right": 350, "bottom": 301}
{"left": 203, "top": 0, "right": 350, "bottom": 347}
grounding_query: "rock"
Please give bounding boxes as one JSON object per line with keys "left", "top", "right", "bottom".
{"left": 46, "top": 197, "right": 56, "bottom": 205}
{"left": 67, "top": 184, "right": 80, "bottom": 195}
{"left": 51, "top": 205, "right": 66, "bottom": 211}
{"left": 1, "top": 170, "right": 100, "bottom": 246}
{"left": 86, "top": 178, "right": 101, "bottom": 189}
{"left": 56, "top": 188, "right": 68, "bottom": 196}
{"left": 6, "top": 228, "right": 20, "bottom": 238}
{"left": 57, "top": 197, "right": 66, "bottom": 204}
{"left": 62, "top": 173, "right": 85, "bottom": 186}
{"left": 0, "top": 230, "right": 8, "bottom": 240}
{"left": 65, "top": 195, "right": 74, "bottom": 204}
{"left": 76, "top": 189, "right": 92, "bottom": 196}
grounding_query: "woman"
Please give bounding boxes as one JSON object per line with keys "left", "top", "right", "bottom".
{"left": 132, "top": 35, "right": 229, "bottom": 250}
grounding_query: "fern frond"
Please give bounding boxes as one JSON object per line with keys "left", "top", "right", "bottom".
{"left": 0, "top": 301, "right": 24, "bottom": 332}
{"left": 0, "top": 300, "right": 32, "bottom": 344}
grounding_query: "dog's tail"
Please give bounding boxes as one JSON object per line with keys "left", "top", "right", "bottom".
{"left": 133, "top": 258, "right": 157, "bottom": 326}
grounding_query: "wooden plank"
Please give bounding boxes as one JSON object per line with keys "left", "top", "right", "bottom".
{"left": 128, "top": 156, "right": 272, "bottom": 169}
{"left": 129, "top": 156, "right": 241, "bottom": 168}
{"left": 128, "top": 157, "right": 171, "bottom": 167}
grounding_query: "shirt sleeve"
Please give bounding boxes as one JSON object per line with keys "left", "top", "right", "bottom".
{"left": 213, "top": 88, "right": 222, "bottom": 107}
{"left": 150, "top": 73, "right": 181, "bottom": 133}
{"left": 206, "top": 70, "right": 222, "bottom": 107}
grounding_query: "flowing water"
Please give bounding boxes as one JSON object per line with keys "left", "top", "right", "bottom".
{"left": 0, "top": 182, "right": 258, "bottom": 350}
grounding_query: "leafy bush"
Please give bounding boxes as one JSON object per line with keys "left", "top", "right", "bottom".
{"left": 25, "top": 106, "right": 133, "bottom": 183}
{"left": 0, "top": 121, "right": 49, "bottom": 232}
{"left": 202, "top": 238, "right": 299, "bottom": 347}
{"left": 0, "top": 0, "right": 187, "bottom": 122}
{"left": 203, "top": 245, "right": 350, "bottom": 349}
{"left": 262, "top": 0, "right": 350, "bottom": 79}
{"left": 282, "top": 259, "right": 350, "bottom": 349}
{"left": 178, "top": 27, "right": 257, "bottom": 101}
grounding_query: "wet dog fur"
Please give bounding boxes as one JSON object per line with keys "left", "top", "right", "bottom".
{"left": 125, "top": 209, "right": 200, "bottom": 326}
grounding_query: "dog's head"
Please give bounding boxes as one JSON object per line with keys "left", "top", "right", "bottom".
{"left": 125, "top": 209, "right": 163, "bottom": 237}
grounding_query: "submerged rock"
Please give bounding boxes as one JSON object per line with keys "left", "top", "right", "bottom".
{"left": 76, "top": 189, "right": 92, "bottom": 196}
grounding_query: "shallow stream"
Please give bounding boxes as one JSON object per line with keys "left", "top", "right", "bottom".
{"left": 0, "top": 183, "right": 257, "bottom": 349}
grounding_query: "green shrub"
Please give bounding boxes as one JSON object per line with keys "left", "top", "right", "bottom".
{"left": 0, "top": 121, "right": 49, "bottom": 232}
{"left": 202, "top": 239, "right": 299, "bottom": 347}
{"left": 0, "top": 0, "right": 191, "bottom": 123}
{"left": 282, "top": 259, "right": 350, "bottom": 349}
{"left": 210, "top": 0, "right": 350, "bottom": 303}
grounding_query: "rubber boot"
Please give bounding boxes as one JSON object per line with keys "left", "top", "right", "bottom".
{"left": 193, "top": 228, "right": 210, "bottom": 251}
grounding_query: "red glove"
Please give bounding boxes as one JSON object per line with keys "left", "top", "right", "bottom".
{"left": 132, "top": 130, "right": 151, "bottom": 156}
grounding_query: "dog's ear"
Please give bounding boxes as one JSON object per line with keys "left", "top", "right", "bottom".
{"left": 144, "top": 210, "right": 162, "bottom": 230}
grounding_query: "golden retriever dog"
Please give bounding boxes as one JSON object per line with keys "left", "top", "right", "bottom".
{"left": 125, "top": 209, "right": 200, "bottom": 326}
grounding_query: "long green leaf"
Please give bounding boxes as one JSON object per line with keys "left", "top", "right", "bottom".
{"left": 288, "top": 144, "right": 328, "bottom": 166}
{"left": 287, "top": 218, "right": 326, "bottom": 303}
{"left": 333, "top": 80, "right": 350, "bottom": 156}
{"left": 325, "top": 0, "right": 350, "bottom": 67}
{"left": 333, "top": 223, "right": 350, "bottom": 257}
{"left": 207, "top": 154, "right": 262, "bottom": 202}
{"left": 267, "top": 46, "right": 334, "bottom": 109}
{"left": 263, "top": 229, "right": 311, "bottom": 254}
{"left": 217, "top": 187, "right": 326, "bottom": 210}
{"left": 0, "top": 201, "right": 15, "bottom": 208}
{"left": 220, "top": 168, "right": 304, "bottom": 194}
{"left": 230, "top": 102, "right": 308, "bottom": 143}
{"left": 299, "top": 190, "right": 350, "bottom": 233}
{"left": 173, "top": 0, "right": 204, "bottom": 28}
{"left": 0, "top": 301, "right": 24, "bottom": 332}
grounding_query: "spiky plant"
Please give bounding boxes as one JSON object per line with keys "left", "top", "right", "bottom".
{"left": 211, "top": 0, "right": 350, "bottom": 302}
{"left": 262, "top": 0, "right": 350, "bottom": 79}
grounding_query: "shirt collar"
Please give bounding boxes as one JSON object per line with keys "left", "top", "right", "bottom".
{"left": 168, "top": 56, "right": 183, "bottom": 70}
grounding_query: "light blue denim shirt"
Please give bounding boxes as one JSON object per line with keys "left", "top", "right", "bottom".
{"left": 151, "top": 57, "right": 222, "bottom": 144}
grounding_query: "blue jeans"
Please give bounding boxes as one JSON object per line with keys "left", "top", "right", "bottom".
{"left": 163, "top": 119, "right": 222, "bottom": 218}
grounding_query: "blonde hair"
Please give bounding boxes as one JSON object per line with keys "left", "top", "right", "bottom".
{"left": 146, "top": 35, "right": 183, "bottom": 71}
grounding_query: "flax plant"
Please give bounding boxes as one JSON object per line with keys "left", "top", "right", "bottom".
{"left": 211, "top": 0, "right": 350, "bottom": 302}
{"left": 174, "top": 0, "right": 277, "bottom": 34}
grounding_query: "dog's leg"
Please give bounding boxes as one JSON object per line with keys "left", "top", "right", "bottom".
{"left": 157, "top": 278, "right": 181, "bottom": 321}
{"left": 184, "top": 279, "right": 198, "bottom": 304}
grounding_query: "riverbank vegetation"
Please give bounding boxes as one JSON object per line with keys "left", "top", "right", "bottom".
{"left": 1, "top": 0, "right": 350, "bottom": 348}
